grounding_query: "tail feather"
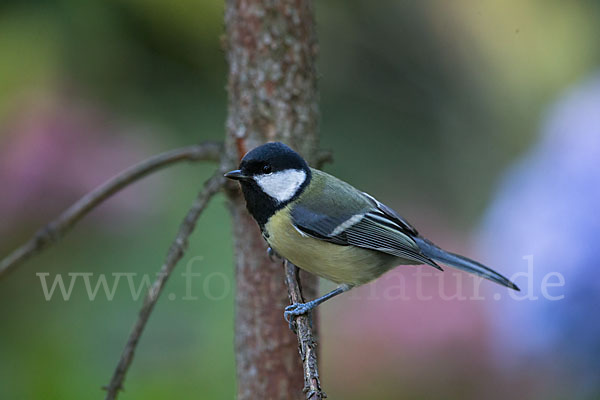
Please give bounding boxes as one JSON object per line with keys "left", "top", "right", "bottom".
{"left": 414, "top": 237, "right": 520, "bottom": 291}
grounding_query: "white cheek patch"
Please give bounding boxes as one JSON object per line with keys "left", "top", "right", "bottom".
{"left": 255, "top": 169, "right": 307, "bottom": 203}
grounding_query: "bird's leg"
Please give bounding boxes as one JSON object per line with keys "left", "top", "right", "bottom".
{"left": 284, "top": 284, "right": 353, "bottom": 330}
{"left": 267, "top": 246, "right": 281, "bottom": 262}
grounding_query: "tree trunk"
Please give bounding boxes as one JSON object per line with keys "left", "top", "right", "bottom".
{"left": 223, "top": 0, "right": 320, "bottom": 399}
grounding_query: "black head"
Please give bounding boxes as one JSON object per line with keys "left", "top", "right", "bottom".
{"left": 225, "top": 142, "right": 311, "bottom": 228}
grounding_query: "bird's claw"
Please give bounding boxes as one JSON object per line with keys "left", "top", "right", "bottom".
{"left": 284, "top": 302, "right": 313, "bottom": 331}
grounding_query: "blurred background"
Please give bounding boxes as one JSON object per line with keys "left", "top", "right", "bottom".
{"left": 1, "top": 0, "right": 599, "bottom": 399}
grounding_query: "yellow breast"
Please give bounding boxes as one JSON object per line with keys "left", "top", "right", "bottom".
{"left": 265, "top": 207, "right": 399, "bottom": 286}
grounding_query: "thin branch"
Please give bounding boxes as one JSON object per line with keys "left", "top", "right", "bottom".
{"left": 103, "top": 171, "right": 225, "bottom": 400}
{"left": 314, "top": 149, "right": 333, "bottom": 169}
{"left": 286, "top": 146, "right": 330, "bottom": 399}
{"left": 283, "top": 260, "right": 327, "bottom": 400}
{"left": 0, "top": 141, "right": 222, "bottom": 280}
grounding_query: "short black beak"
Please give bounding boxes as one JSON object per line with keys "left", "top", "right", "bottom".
{"left": 224, "top": 169, "right": 250, "bottom": 181}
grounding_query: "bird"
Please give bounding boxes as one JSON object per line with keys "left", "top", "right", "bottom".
{"left": 225, "top": 142, "right": 519, "bottom": 327}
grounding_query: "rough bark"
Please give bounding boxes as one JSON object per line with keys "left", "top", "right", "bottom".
{"left": 223, "top": 0, "right": 320, "bottom": 398}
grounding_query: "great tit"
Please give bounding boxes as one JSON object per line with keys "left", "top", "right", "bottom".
{"left": 225, "top": 142, "right": 519, "bottom": 325}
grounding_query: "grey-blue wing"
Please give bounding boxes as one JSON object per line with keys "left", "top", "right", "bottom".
{"left": 360, "top": 191, "right": 420, "bottom": 236}
{"left": 290, "top": 201, "right": 441, "bottom": 270}
{"left": 289, "top": 203, "right": 353, "bottom": 245}
{"left": 340, "top": 213, "right": 440, "bottom": 269}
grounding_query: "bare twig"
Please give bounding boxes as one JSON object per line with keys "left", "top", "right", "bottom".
{"left": 0, "top": 142, "right": 222, "bottom": 280}
{"left": 314, "top": 149, "right": 333, "bottom": 169}
{"left": 103, "top": 171, "right": 225, "bottom": 400}
{"left": 283, "top": 260, "right": 326, "bottom": 400}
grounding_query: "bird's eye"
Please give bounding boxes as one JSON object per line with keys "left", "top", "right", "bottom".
{"left": 262, "top": 165, "right": 272, "bottom": 174}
